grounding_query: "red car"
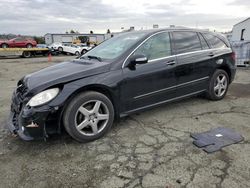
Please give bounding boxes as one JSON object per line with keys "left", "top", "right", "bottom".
{"left": 0, "top": 37, "right": 37, "bottom": 48}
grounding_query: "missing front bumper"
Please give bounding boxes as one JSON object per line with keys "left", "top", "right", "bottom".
{"left": 8, "top": 107, "right": 51, "bottom": 141}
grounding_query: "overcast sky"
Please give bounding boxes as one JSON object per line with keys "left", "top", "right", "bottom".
{"left": 0, "top": 0, "right": 249, "bottom": 36}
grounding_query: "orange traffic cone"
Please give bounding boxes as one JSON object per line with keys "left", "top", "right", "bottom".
{"left": 48, "top": 53, "right": 52, "bottom": 62}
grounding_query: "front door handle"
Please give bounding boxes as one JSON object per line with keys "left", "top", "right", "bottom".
{"left": 166, "top": 60, "right": 176, "bottom": 66}
{"left": 208, "top": 52, "right": 215, "bottom": 57}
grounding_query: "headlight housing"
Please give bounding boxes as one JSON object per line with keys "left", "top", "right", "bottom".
{"left": 27, "top": 88, "right": 59, "bottom": 107}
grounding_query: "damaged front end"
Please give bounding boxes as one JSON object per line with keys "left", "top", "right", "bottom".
{"left": 8, "top": 80, "right": 59, "bottom": 141}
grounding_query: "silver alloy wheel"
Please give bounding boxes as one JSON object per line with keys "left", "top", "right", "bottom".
{"left": 74, "top": 100, "right": 109, "bottom": 136}
{"left": 214, "top": 73, "right": 228, "bottom": 97}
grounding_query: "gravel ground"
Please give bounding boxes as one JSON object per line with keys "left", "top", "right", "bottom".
{"left": 0, "top": 56, "right": 250, "bottom": 188}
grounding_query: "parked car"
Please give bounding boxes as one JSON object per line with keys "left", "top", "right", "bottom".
{"left": 76, "top": 44, "right": 92, "bottom": 54}
{"left": 62, "top": 44, "right": 84, "bottom": 56}
{"left": 8, "top": 28, "right": 236, "bottom": 142}
{"left": 0, "top": 37, "right": 37, "bottom": 48}
{"left": 47, "top": 42, "right": 64, "bottom": 51}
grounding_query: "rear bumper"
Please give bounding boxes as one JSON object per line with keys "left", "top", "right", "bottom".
{"left": 230, "top": 67, "right": 236, "bottom": 83}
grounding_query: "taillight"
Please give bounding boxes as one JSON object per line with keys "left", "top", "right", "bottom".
{"left": 231, "top": 51, "right": 236, "bottom": 61}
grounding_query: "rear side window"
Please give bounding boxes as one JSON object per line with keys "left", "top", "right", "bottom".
{"left": 202, "top": 33, "right": 227, "bottom": 49}
{"left": 198, "top": 33, "right": 209, "bottom": 49}
{"left": 172, "top": 31, "right": 202, "bottom": 54}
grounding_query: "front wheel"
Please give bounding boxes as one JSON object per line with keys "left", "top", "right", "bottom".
{"left": 81, "top": 49, "right": 87, "bottom": 55}
{"left": 75, "top": 51, "right": 80, "bottom": 56}
{"left": 1, "top": 43, "right": 8, "bottom": 48}
{"left": 63, "top": 91, "right": 114, "bottom": 142}
{"left": 206, "top": 69, "right": 229, "bottom": 100}
{"left": 58, "top": 47, "right": 63, "bottom": 52}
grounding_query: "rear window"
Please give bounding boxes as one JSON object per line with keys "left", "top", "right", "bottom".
{"left": 202, "top": 33, "right": 227, "bottom": 49}
{"left": 172, "top": 31, "right": 202, "bottom": 54}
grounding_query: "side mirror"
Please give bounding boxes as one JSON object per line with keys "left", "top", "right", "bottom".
{"left": 129, "top": 54, "right": 148, "bottom": 66}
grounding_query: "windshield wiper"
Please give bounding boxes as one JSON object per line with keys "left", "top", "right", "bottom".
{"left": 87, "top": 55, "right": 102, "bottom": 62}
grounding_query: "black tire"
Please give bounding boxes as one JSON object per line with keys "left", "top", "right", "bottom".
{"left": 81, "top": 49, "right": 87, "bottom": 55}
{"left": 75, "top": 51, "right": 80, "bottom": 56}
{"left": 206, "top": 69, "right": 229, "bottom": 100}
{"left": 58, "top": 47, "right": 63, "bottom": 52}
{"left": 22, "top": 51, "right": 32, "bottom": 58}
{"left": 26, "top": 43, "right": 32, "bottom": 48}
{"left": 1, "top": 43, "right": 8, "bottom": 48}
{"left": 63, "top": 91, "right": 114, "bottom": 142}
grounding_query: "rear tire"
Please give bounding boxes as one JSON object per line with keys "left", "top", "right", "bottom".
{"left": 206, "top": 69, "right": 229, "bottom": 100}
{"left": 22, "top": 51, "right": 32, "bottom": 58}
{"left": 26, "top": 44, "right": 32, "bottom": 48}
{"left": 63, "top": 91, "right": 114, "bottom": 142}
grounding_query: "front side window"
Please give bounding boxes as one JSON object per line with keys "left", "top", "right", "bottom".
{"left": 133, "top": 32, "right": 171, "bottom": 61}
{"left": 172, "top": 31, "right": 202, "bottom": 54}
{"left": 203, "top": 33, "right": 227, "bottom": 49}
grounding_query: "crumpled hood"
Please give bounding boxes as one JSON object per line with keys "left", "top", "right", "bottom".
{"left": 23, "top": 60, "right": 111, "bottom": 92}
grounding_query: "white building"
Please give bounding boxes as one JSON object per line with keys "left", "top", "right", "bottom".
{"left": 232, "top": 17, "right": 250, "bottom": 42}
{"left": 44, "top": 33, "right": 111, "bottom": 45}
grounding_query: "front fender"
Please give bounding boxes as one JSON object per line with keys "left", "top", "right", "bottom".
{"left": 47, "top": 70, "right": 123, "bottom": 111}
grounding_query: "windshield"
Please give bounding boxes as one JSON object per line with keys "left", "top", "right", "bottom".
{"left": 81, "top": 32, "right": 147, "bottom": 61}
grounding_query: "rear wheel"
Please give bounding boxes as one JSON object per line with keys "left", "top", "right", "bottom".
{"left": 26, "top": 43, "right": 32, "bottom": 48}
{"left": 22, "top": 51, "right": 32, "bottom": 58}
{"left": 63, "top": 91, "right": 114, "bottom": 142}
{"left": 206, "top": 69, "right": 229, "bottom": 100}
{"left": 1, "top": 43, "right": 8, "bottom": 48}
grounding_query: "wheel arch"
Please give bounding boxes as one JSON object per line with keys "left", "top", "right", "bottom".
{"left": 1, "top": 43, "right": 9, "bottom": 47}
{"left": 58, "top": 84, "right": 119, "bottom": 131}
{"left": 217, "top": 64, "right": 232, "bottom": 83}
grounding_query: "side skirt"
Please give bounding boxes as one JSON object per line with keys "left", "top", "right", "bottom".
{"left": 120, "top": 90, "right": 206, "bottom": 117}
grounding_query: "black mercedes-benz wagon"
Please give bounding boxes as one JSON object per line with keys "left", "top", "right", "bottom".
{"left": 8, "top": 28, "right": 236, "bottom": 142}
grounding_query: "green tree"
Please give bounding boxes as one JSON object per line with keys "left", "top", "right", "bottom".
{"left": 33, "top": 36, "right": 45, "bottom": 44}
{"left": 78, "top": 36, "right": 89, "bottom": 43}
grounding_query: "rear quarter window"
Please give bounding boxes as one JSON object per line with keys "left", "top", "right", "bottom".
{"left": 202, "top": 33, "right": 228, "bottom": 49}
{"left": 172, "top": 31, "right": 202, "bottom": 54}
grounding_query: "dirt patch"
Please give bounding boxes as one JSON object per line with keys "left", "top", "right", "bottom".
{"left": 229, "top": 83, "right": 250, "bottom": 98}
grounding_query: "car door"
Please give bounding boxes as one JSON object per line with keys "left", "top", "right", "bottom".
{"left": 171, "top": 31, "right": 213, "bottom": 96}
{"left": 14, "top": 37, "right": 26, "bottom": 47}
{"left": 62, "top": 44, "right": 71, "bottom": 53}
{"left": 120, "top": 32, "right": 177, "bottom": 113}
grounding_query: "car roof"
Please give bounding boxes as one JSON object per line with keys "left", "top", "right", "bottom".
{"left": 127, "top": 27, "right": 214, "bottom": 35}
{"left": 123, "top": 27, "right": 228, "bottom": 44}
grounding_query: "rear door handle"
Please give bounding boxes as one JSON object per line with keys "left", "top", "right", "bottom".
{"left": 166, "top": 60, "right": 176, "bottom": 66}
